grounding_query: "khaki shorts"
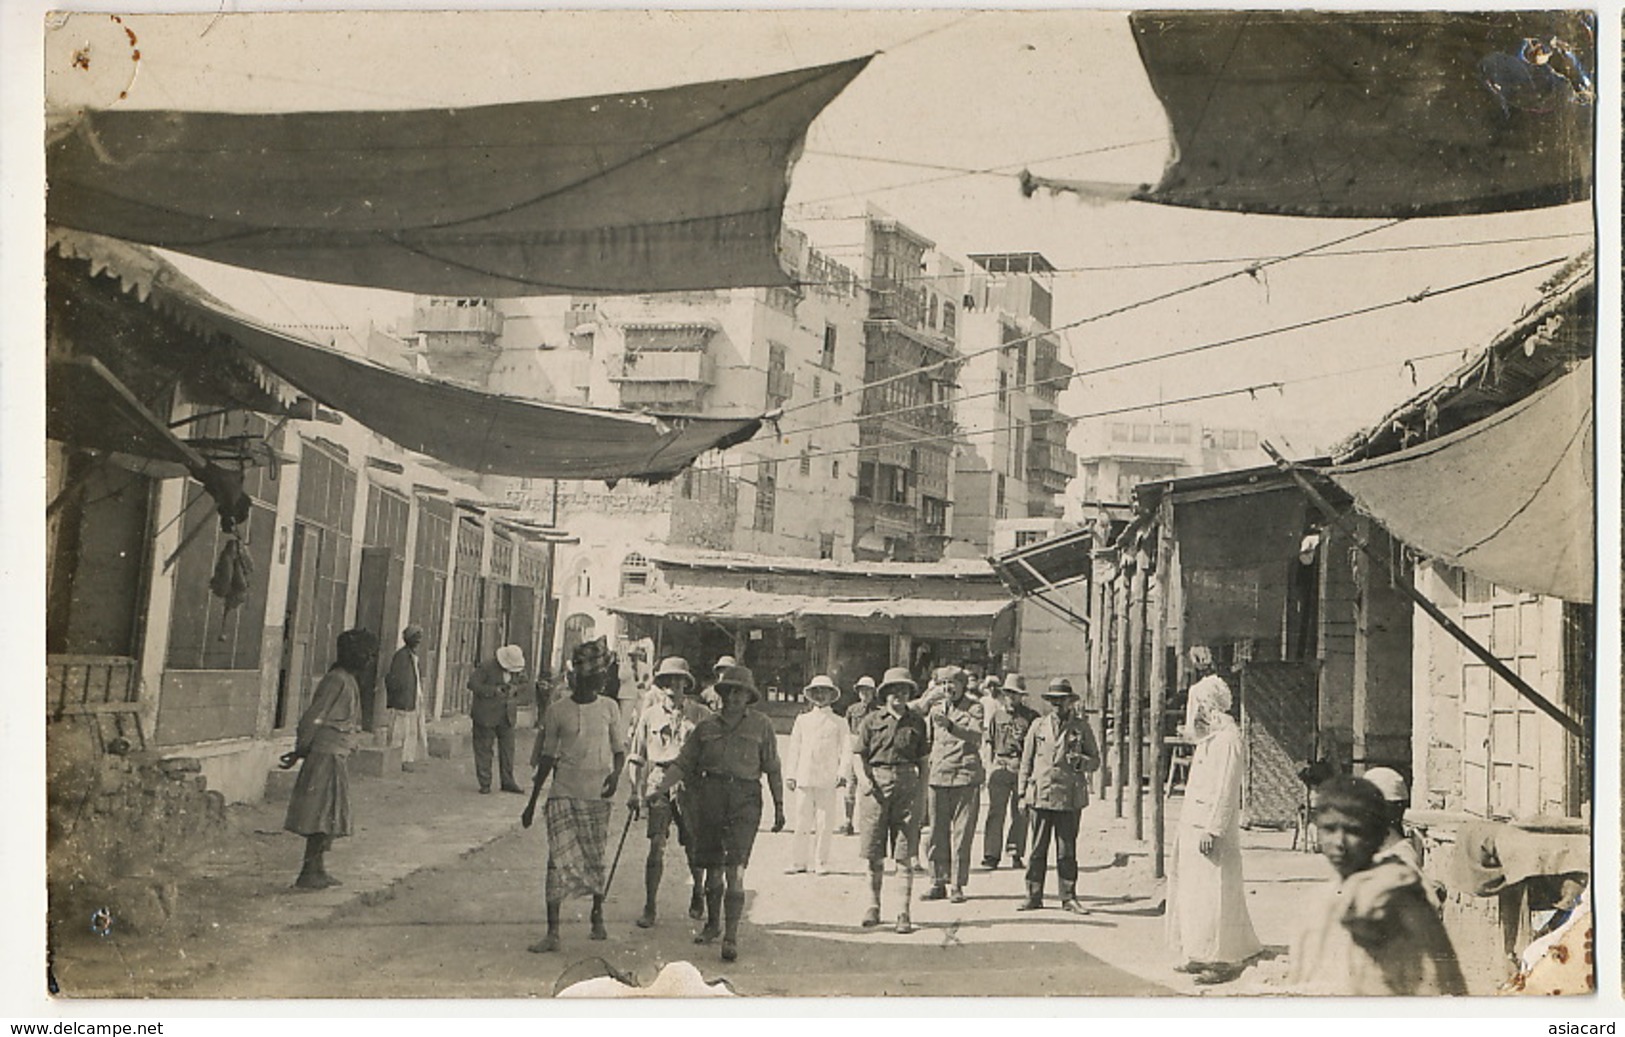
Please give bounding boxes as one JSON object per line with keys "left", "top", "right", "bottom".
{"left": 857, "top": 765, "right": 920, "bottom": 863}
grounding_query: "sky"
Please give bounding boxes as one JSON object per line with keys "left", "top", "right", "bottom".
{"left": 37, "top": 7, "right": 1597, "bottom": 458}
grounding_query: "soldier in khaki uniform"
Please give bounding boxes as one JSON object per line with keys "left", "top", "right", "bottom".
{"left": 1017, "top": 678, "right": 1100, "bottom": 913}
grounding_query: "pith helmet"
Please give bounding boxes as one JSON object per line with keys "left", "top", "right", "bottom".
{"left": 878, "top": 666, "right": 918, "bottom": 695}
{"left": 714, "top": 663, "right": 759, "bottom": 704}
{"left": 653, "top": 656, "right": 695, "bottom": 690}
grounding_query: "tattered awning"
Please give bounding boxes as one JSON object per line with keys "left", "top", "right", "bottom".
{"left": 229, "top": 326, "right": 763, "bottom": 482}
{"left": 50, "top": 229, "right": 762, "bottom": 482}
{"left": 1128, "top": 11, "right": 1593, "bottom": 217}
{"left": 46, "top": 57, "right": 869, "bottom": 297}
{"left": 606, "top": 586, "right": 1016, "bottom": 647}
{"left": 1326, "top": 359, "right": 1593, "bottom": 603}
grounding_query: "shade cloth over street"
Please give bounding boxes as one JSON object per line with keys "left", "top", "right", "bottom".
{"left": 1326, "top": 360, "right": 1593, "bottom": 603}
{"left": 48, "top": 228, "right": 764, "bottom": 482}
{"left": 227, "top": 324, "right": 764, "bottom": 482}
{"left": 1128, "top": 11, "right": 1593, "bottom": 218}
{"left": 47, "top": 57, "right": 870, "bottom": 296}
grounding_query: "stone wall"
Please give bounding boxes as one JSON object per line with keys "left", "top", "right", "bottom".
{"left": 47, "top": 723, "right": 228, "bottom": 938}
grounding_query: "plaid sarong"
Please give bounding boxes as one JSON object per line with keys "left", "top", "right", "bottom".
{"left": 544, "top": 797, "right": 613, "bottom": 903}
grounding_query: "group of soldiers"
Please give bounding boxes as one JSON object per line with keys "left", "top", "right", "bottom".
{"left": 519, "top": 636, "right": 1103, "bottom": 961}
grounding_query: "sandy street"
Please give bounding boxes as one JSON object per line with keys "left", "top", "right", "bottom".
{"left": 49, "top": 738, "right": 1335, "bottom": 1000}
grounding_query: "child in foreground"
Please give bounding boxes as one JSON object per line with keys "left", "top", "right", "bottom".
{"left": 1287, "top": 775, "right": 1468, "bottom": 996}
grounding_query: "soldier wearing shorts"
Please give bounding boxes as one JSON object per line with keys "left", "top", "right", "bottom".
{"left": 854, "top": 666, "right": 930, "bottom": 934}
{"left": 627, "top": 656, "right": 712, "bottom": 929}
{"left": 654, "top": 664, "right": 785, "bottom": 963}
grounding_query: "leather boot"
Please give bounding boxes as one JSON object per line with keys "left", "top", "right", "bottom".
{"left": 1059, "top": 878, "right": 1087, "bottom": 914}
{"left": 1016, "top": 879, "right": 1044, "bottom": 911}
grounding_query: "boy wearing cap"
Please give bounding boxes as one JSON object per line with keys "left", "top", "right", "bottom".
{"left": 983, "top": 674, "right": 1037, "bottom": 870}
{"left": 654, "top": 664, "right": 785, "bottom": 963}
{"left": 785, "top": 675, "right": 852, "bottom": 875}
{"left": 522, "top": 637, "right": 626, "bottom": 953}
{"left": 853, "top": 666, "right": 930, "bottom": 933}
{"left": 627, "top": 656, "right": 712, "bottom": 929}
{"left": 469, "top": 643, "right": 527, "bottom": 794}
{"left": 1017, "top": 678, "right": 1100, "bottom": 914}
{"left": 838, "top": 675, "right": 878, "bottom": 836}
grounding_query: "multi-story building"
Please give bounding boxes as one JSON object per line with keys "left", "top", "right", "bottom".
{"left": 405, "top": 230, "right": 871, "bottom": 671}
{"left": 1072, "top": 417, "right": 1265, "bottom": 506}
{"left": 953, "top": 252, "right": 1077, "bottom": 553}
{"left": 852, "top": 216, "right": 962, "bottom": 562}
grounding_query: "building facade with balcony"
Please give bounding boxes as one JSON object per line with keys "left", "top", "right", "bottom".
{"left": 438, "top": 229, "right": 872, "bottom": 673}
{"left": 951, "top": 252, "right": 1078, "bottom": 554}
{"left": 852, "top": 217, "right": 963, "bottom": 562}
{"left": 1072, "top": 416, "right": 1266, "bottom": 507}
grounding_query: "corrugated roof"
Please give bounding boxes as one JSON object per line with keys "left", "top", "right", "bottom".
{"left": 647, "top": 546, "right": 998, "bottom": 581}
{"left": 1334, "top": 253, "right": 1594, "bottom": 463}
{"left": 603, "top": 586, "right": 1014, "bottom": 623}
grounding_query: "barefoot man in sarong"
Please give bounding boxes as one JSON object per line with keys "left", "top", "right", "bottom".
{"left": 523, "top": 637, "right": 626, "bottom": 953}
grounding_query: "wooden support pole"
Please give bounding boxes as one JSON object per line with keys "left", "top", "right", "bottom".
{"left": 1089, "top": 554, "right": 1111, "bottom": 798}
{"left": 1112, "top": 569, "right": 1131, "bottom": 819}
{"left": 1149, "top": 512, "right": 1172, "bottom": 879}
{"left": 1261, "top": 441, "right": 1584, "bottom": 741}
{"left": 1129, "top": 548, "right": 1149, "bottom": 842}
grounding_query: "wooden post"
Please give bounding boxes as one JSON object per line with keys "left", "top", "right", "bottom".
{"left": 1112, "top": 569, "right": 1131, "bottom": 819}
{"left": 1088, "top": 554, "right": 1111, "bottom": 798}
{"left": 1149, "top": 511, "right": 1172, "bottom": 878}
{"left": 1129, "top": 547, "right": 1149, "bottom": 842}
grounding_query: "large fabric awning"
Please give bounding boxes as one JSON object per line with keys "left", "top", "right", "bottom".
{"left": 46, "top": 57, "right": 869, "bottom": 297}
{"left": 50, "top": 228, "right": 763, "bottom": 483}
{"left": 1128, "top": 11, "right": 1593, "bottom": 217}
{"left": 1326, "top": 359, "right": 1593, "bottom": 603}
{"left": 227, "top": 324, "right": 762, "bottom": 483}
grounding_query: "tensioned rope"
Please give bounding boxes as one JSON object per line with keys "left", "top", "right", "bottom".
{"left": 767, "top": 254, "right": 1570, "bottom": 441}
{"left": 772, "top": 219, "right": 1405, "bottom": 421}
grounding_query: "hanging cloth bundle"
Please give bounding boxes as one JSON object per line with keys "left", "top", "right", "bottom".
{"left": 210, "top": 533, "right": 254, "bottom": 613}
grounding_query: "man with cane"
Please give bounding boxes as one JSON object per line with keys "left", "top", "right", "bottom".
{"left": 522, "top": 638, "right": 627, "bottom": 954}
{"left": 626, "top": 656, "right": 711, "bottom": 928}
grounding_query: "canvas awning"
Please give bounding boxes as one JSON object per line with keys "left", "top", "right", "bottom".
{"left": 46, "top": 57, "right": 869, "bottom": 297}
{"left": 1326, "top": 359, "right": 1593, "bottom": 603}
{"left": 605, "top": 587, "right": 1016, "bottom": 646}
{"left": 228, "top": 324, "right": 763, "bottom": 483}
{"left": 50, "top": 228, "right": 762, "bottom": 482}
{"left": 1128, "top": 11, "right": 1593, "bottom": 217}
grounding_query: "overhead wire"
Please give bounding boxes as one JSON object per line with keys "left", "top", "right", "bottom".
{"left": 774, "top": 229, "right": 1592, "bottom": 289}
{"left": 774, "top": 218, "right": 1405, "bottom": 421}
{"left": 710, "top": 382, "right": 1281, "bottom": 472}
{"left": 767, "top": 253, "right": 1570, "bottom": 440}
{"left": 787, "top": 138, "right": 1166, "bottom": 211}
{"left": 705, "top": 339, "right": 1522, "bottom": 476}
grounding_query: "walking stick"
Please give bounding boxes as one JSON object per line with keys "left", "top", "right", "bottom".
{"left": 603, "top": 806, "right": 637, "bottom": 895}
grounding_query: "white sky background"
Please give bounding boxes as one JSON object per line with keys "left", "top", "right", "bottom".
{"left": 40, "top": 8, "right": 1595, "bottom": 458}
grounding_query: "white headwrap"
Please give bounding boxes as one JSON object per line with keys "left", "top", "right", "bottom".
{"left": 1186, "top": 673, "right": 1235, "bottom": 738}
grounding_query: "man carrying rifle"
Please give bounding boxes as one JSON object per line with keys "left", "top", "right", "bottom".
{"left": 521, "top": 637, "right": 626, "bottom": 954}
{"left": 626, "top": 656, "right": 712, "bottom": 929}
